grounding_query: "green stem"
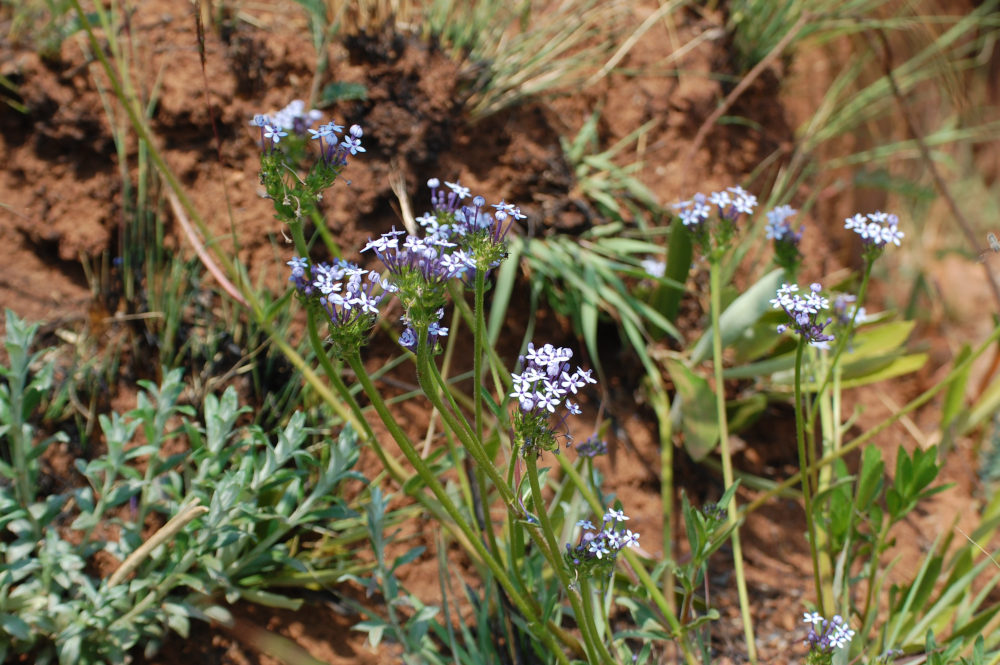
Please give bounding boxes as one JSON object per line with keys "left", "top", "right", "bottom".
{"left": 708, "top": 260, "right": 757, "bottom": 663}
{"left": 415, "top": 335, "right": 516, "bottom": 509}
{"left": 794, "top": 340, "right": 825, "bottom": 614}
{"left": 318, "top": 339, "right": 493, "bottom": 573}
{"left": 651, "top": 387, "right": 676, "bottom": 617}
{"left": 474, "top": 268, "right": 486, "bottom": 442}
{"left": 526, "top": 456, "right": 614, "bottom": 665}
{"left": 805, "top": 262, "right": 874, "bottom": 434}
{"left": 556, "top": 455, "right": 697, "bottom": 665}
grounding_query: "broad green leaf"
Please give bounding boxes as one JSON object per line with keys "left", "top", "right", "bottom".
{"left": 656, "top": 217, "right": 692, "bottom": 324}
{"left": 664, "top": 359, "right": 719, "bottom": 461}
{"left": 842, "top": 320, "right": 915, "bottom": 359}
{"left": 690, "top": 269, "right": 786, "bottom": 364}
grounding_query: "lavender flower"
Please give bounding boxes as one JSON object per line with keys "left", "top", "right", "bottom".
{"left": 363, "top": 179, "right": 521, "bottom": 348}
{"left": 771, "top": 282, "right": 835, "bottom": 349}
{"left": 832, "top": 293, "right": 868, "bottom": 327}
{"left": 564, "top": 507, "right": 641, "bottom": 579}
{"left": 766, "top": 204, "right": 805, "bottom": 271}
{"left": 701, "top": 502, "right": 726, "bottom": 522}
{"left": 675, "top": 186, "right": 758, "bottom": 226}
{"left": 270, "top": 99, "right": 323, "bottom": 134}
{"left": 844, "top": 211, "right": 904, "bottom": 261}
{"left": 803, "top": 613, "right": 855, "bottom": 664}
{"left": 252, "top": 102, "right": 361, "bottom": 222}
{"left": 339, "top": 124, "right": 365, "bottom": 156}
{"left": 251, "top": 100, "right": 322, "bottom": 149}
{"left": 262, "top": 123, "right": 288, "bottom": 147}
{"left": 510, "top": 343, "right": 595, "bottom": 457}
{"left": 398, "top": 308, "right": 449, "bottom": 353}
{"left": 640, "top": 258, "right": 666, "bottom": 278}
{"left": 306, "top": 121, "right": 358, "bottom": 166}
{"left": 674, "top": 186, "right": 758, "bottom": 255}
{"left": 424, "top": 179, "right": 520, "bottom": 269}
{"left": 572, "top": 435, "right": 608, "bottom": 458}
{"left": 765, "top": 205, "right": 799, "bottom": 240}
{"left": 287, "top": 257, "right": 390, "bottom": 354}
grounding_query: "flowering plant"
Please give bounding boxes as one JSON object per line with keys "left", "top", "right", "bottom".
{"left": 509, "top": 342, "right": 596, "bottom": 456}
{"left": 771, "top": 282, "right": 835, "bottom": 349}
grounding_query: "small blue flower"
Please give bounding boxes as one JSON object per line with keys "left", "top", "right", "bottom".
{"left": 263, "top": 124, "right": 288, "bottom": 144}
{"left": 588, "top": 539, "right": 610, "bottom": 559}
{"left": 845, "top": 210, "right": 904, "bottom": 256}
{"left": 804, "top": 612, "right": 855, "bottom": 655}
{"left": 765, "top": 205, "right": 799, "bottom": 241}
{"left": 727, "top": 185, "right": 757, "bottom": 216}
{"left": 604, "top": 508, "right": 629, "bottom": 523}
{"left": 771, "top": 282, "right": 834, "bottom": 348}
{"left": 340, "top": 134, "right": 365, "bottom": 155}
{"left": 640, "top": 258, "right": 666, "bottom": 278}
{"left": 803, "top": 611, "right": 823, "bottom": 625}
{"left": 574, "top": 435, "right": 606, "bottom": 458}
{"left": 445, "top": 180, "right": 471, "bottom": 199}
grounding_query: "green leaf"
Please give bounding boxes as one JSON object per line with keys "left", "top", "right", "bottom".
{"left": 855, "top": 445, "right": 885, "bottom": 512}
{"left": 941, "top": 343, "right": 972, "bottom": 437}
{"left": 656, "top": 217, "right": 692, "bottom": 323}
{"left": 726, "top": 393, "right": 766, "bottom": 432}
{"left": 690, "top": 269, "right": 786, "bottom": 364}
{"left": 319, "top": 81, "right": 368, "bottom": 104}
{"left": 0, "top": 613, "right": 32, "bottom": 640}
{"left": 844, "top": 320, "right": 916, "bottom": 359}
{"left": 664, "top": 359, "right": 719, "bottom": 460}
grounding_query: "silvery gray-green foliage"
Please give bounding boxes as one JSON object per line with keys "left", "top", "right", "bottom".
{"left": 0, "top": 310, "right": 362, "bottom": 664}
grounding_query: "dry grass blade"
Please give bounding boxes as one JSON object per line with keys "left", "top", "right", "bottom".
{"left": 430, "top": 0, "right": 630, "bottom": 118}
{"left": 167, "top": 189, "right": 249, "bottom": 308}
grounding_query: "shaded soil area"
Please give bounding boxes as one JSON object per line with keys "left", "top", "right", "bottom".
{"left": 2, "top": 1, "right": 999, "bottom": 664}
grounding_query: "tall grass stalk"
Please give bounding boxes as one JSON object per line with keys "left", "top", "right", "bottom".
{"left": 708, "top": 259, "right": 757, "bottom": 663}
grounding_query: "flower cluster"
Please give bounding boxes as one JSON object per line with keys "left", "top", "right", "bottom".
{"left": 421, "top": 178, "right": 523, "bottom": 270}
{"left": 832, "top": 293, "right": 868, "bottom": 328}
{"left": 309, "top": 123, "right": 365, "bottom": 166}
{"left": 766, "top": 204, "right": 805, "bottom": 271}
{"left": 803, "top": 612, "right": 855, "bottom": 663}
{"left": 844, "top": 211, "right": 904, "bottom": 261}
{"left": 251, "top": 101, "right": 363, "bottom": 223}
{"left": 701, "top": 501, "right": 727, "bottom": 522}
{"left": 640, "top": 257, "right": 666, "bottom": 279}
{"left": 771, "top": 282, "right": 835, "bottom": 349}
{"left": 509, "top": 342, "right": 596, "bottom": 456}
{"left": 287, "top": 257, "right": 392, "bottom": 354}
{"left": 398, "top": 308, "right": 449, "bottom": 353}
{"left": 674, "top": 186, "right": 758, "bottom": 257}
{"left": 674, "top": 186, "right": 758, "bottom": 229}
{"left": 255, "top": 99, "right": 323, "bottom": 135}
{"left": 363, "top": 179, "right": 522, "bottom": 348}
{"left": 564, "top": 509, "right": 641, "bottom": 580}
{"left": 572, "top": 435, "right": 608, "bottom": 459}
